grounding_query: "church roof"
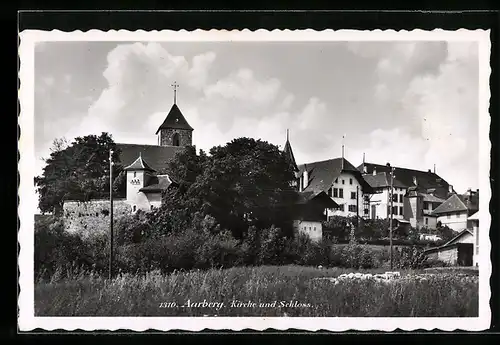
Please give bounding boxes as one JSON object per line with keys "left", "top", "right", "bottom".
{"left": 124, "top": 154, "right": 156, "bottom": 172}
{"left": 298, "top": 158, "right": 374, "bottom": 195}
{"left": 140, "top": 174, "right": 176, "bottom": 193}
{"left": 284, "top": 139, "right": 298, "bottom": 172}
{"left": 358, "top": 162, "right": 452, "bottom": 198}
{"left": 155, "top": 104, "right": 194, "bottom": 134}
{"left": 117, "top": 143, "right": 186, "bottom": 172}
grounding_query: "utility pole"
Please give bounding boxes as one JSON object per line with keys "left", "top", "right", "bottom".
{"left": 109, "top": 149, "right": 114, "bottom": 280}
{"left": 388, "top": 165, "right": 395, "bottom": 270}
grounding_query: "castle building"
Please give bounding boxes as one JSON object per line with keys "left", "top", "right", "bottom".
{"left": 62, "top": 88, "right": 194, "bottom": 236}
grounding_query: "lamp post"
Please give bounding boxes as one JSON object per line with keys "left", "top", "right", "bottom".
{"left": 388, "top": 164, "right": 395, "bottom": 270}
{"left": 109, "top": 149, "right": 114, "bottom": 280}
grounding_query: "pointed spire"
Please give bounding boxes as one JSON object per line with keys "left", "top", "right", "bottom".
{"left": 124, "top": 154, "right": 155, "bottom": 172}
{"left": 284, "top": 129, "right": 298, "bottom": 172}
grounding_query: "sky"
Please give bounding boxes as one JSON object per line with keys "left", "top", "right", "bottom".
{"left": 34, "top": 40, "right": 480, "bottom": 193}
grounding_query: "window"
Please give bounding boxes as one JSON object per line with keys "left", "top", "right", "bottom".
{"left": 172, "top": 133, "right": 180, "bottom": 146}
{"left": 348, "top": 205, "right": 356, "bottom": 212}
{"left": 351, "top": 192, "right": 356, "bottom": 200}
{"left": 399, "top": 207, "right": 403, "bottom": 216}
{"left": 134, "top": 171, "right": 137, "bottom": 178}
{"left": 392, "top": 206, "right": 398, "bottom": 215}
{"left": 392, "top": 194, "right": 398, "bottom": 202}
{"left": 456, "top": 212, "right": 461, "bottom": 218}
{"left": 342, "top": 179, "right": 345, "bottom": 185}
{"left": 349, "top": 178, "right": 353, "bottom": 185}
{"left": 333, "top": 188, "right": 338, "bottom": 198}
{"left": 339, "top": 189, "right": 344, "bottom": 198}
{"left": 133, "top": 205, "right": 137, "bottom": 212}
{"left": 339, "top": 204, "right": 345, "bottom": 212}
{"left": 447, "top": 214, "right": 451, "bottom": 219}
{"left": 364, "top": 208, "right": 369, "bottom": 215}
{"left": 313, "top": 227, "right": 316, "bottom": 231}
{"left": 425, "top": 218, "right": 428, "bottom": 225}
{"left": 399, "top": 194, "right": 403, "bottom": 203}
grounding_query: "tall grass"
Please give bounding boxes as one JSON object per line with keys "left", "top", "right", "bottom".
{"left": 35, "top": 265, "right": 478, "bottom": 317}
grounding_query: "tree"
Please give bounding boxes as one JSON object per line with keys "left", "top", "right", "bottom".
{"left": 35, "top": 132, "right": 123, "bottom": 215}
{"left": 156, "top": 138, "right": 298, "bottom": 238}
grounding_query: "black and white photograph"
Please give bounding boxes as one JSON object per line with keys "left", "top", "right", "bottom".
{"left": 18, "top": 29, "right": 491, "bottom": 331}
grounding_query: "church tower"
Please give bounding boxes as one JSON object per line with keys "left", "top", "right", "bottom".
{"left": 284, "top": 129, "right": 301, "bottom": 190}
{"left": 156, "top": 81, "right": 194, "bottom": 147}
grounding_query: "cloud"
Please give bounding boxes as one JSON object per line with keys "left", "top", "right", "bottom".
{"left": 85, "top": 42, "right": 218, "bottom": 141}
{"left": 204, "top": 68, "right": 282, "bottom": 106}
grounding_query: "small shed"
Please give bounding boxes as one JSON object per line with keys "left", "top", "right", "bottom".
{"left": 293, "top": 191, "right": 339, "bottom": 242}
{"left": 423, "top": 229, "right": 474, "bottom": 266}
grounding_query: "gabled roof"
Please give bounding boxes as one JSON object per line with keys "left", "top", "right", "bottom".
{"left": 423, "top": 229, "right": 473, "bottom": 254}
{"left": 358, "top": 162, "right": 452, "bottom": 197}
{"left": 421, "top": 193, "right": 445, "bottom": 203}
{"left": 124, "top": 154, "right": 156, "bottom": 172}
{"left": 140, "top": 174, "right": 175, "bottom": 193}
{"left": 468, "top": 211, "right": 479, "bottom": 221}
{"left": 444, "top": 228, "right": 473, "bottom": 246}
{"left": 283, "top": 139, "right": 298, "bottom": 172}
{"left": 156, "top": 104, "right": 194, "bottom": 134}
{"left": 431, "top": 193, "right": 468, "bottom": 215}
{"left": 298, "top": 158, "right": 374, "bottom": 195}
{"left": 296, "top": 191, "right": 339, "bottom": 208}
{"left": 117, "top": 143, "right": 186, "bottom": 172}
{"left": 363, "top": 172, "right": 407, "bottom": 189}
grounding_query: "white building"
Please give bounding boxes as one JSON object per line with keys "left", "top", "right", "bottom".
{"left": 124, "top": 154, "right": 175, "bottom": 212}
{"left": 296, "top": 158, "right": 374, "bottom": 219}
{"left": 431, "top": 193, "right": 479, "bottom": 232}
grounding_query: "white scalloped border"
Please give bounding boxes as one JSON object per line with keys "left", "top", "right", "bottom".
{"left": 18, "top": 28, "right": 492, "bottom": 332}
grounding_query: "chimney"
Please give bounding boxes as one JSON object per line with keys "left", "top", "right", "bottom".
{"left": 363, "top": 165, "right": 368, "bottom": 173}
{"left": 303, "top": 169, "right": 309, "bottom": 190}
{"left": 448, "top": 185, "right": 453, "bottom": 194}
{"left": 372, "top": 167, "right": 377, "bottom": 176}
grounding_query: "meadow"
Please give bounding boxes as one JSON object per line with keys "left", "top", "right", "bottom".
{"left": 35, "top": 265, "right": 478, "bottom": 317}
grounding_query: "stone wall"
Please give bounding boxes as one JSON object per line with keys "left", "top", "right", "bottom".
{"left": 160, "top": 128, "right": 192, "bottom": 147}
{"left": 63, "top": 199, "right": 131, "bottom": 239}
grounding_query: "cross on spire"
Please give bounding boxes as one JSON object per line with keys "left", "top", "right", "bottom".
{"left": 171, "top": 81, "right": 179, "bottom": 104}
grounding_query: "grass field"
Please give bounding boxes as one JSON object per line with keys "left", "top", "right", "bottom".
{"left": 35, "top": 265, "right": 478, "bottom": 317}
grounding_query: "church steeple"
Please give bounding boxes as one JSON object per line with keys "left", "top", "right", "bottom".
{"left": 156, "top": 82, "right": 194, "bottom": 147}
{"left": 284, "top": 129, "right": 298, "bottom": 173}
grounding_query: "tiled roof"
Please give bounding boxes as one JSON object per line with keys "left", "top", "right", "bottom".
{"left": 431, "top": 194, "right": 468, "bottom": 215}
{"left": 358, "top": 162, "right": 452, "bottom": 198}
{"left": 117, "top": 143, "right": 186, "bottom": 172}
{"left": 420, "top": 193, "right": 445, "bottom": 203}
{"left": 156, "top": 104, "right": 194, "bottom": 133}
{"left": 124, "top": 154, "right": 156, "bottom": 172}
{"left": 363, "top": 172, "right": 407, "bottom": 189}
{"left": 283, "top": 139, "right": 298, "bottom": 172}
{"left": 298, "top": 158, "right": 374, "bottom": 195}
{"left": 140, "top": 174, "right": 175, "bottom": 193}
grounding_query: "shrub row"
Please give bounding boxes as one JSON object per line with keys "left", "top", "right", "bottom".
{"left": 35, "top": 216, "right": 445, "bottom": 281}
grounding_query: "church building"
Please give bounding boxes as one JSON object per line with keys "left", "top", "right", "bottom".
{"left": 117, "top": 85, "right": 193, "bottom": 212}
